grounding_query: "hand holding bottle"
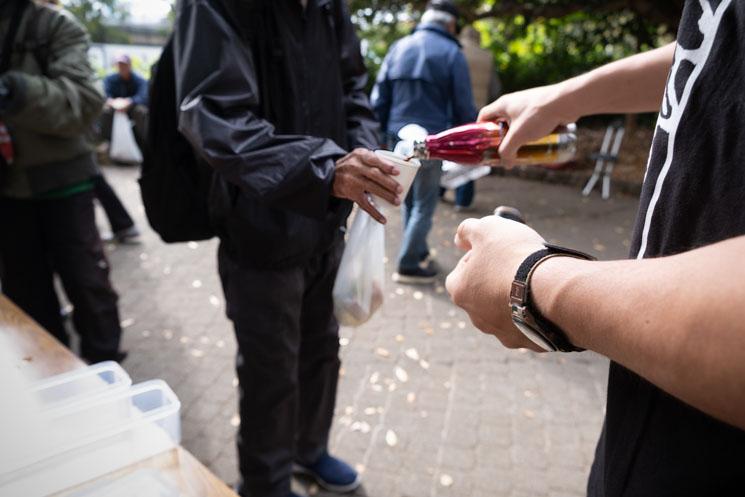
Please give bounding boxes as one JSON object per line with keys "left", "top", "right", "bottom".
{"left": 478, "top": 83, "right": 579, "bottom": 164}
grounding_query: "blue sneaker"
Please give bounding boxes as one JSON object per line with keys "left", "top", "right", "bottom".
{"left": 293, "top": 452, "right": 361, "bottom": 493}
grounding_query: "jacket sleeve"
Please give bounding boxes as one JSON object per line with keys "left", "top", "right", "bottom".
{"left": 174, "top": 0, "right": 346, "bottom": 220}
{"left": 450, "top": 50, "right": 478, "bottom": 126}
{"left": 336, "top": 1, "right": 380, "bottom": 150}
{"left": 1, "top": 9, "right": 104, "bottom": 138}
{"left": 370, "top": 53, "right": 392, "bottom": 138}
{"left": 103, "top": 74, "right": 115, "bottom": 99}
{"left": 132, "top": 74, "right": 149, "bottom": 106}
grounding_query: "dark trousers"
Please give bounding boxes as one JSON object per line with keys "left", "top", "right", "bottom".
{"left": 218, "top": 241, "right": 344, "bottom": 497}
{"left": 92, "top": 173, "right": 134, "bottom": 234}
{"left": 455, "top": 180, "right": 475, "bottom": 208}
{"left": 0, "top": 191, "right": 122, "bottom": 362}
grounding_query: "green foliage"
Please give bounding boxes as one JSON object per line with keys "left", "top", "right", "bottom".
{"left": 61, "top": 0, "right": 131, "bottom": 43}
{"left": 477, "top": 11, "right": 674, "bottom": 92}
{"left": 348, "top": 1, "right": 675, "bottom": 95}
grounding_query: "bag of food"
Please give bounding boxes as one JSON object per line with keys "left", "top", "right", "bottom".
{"left": 333, "top": 209, "right": 385, "bottom": 327}
{"left": 110, "top": 111, "right": 143, "bottom": 163}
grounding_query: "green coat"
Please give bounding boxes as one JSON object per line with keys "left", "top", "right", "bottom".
{"left": 0, "top": 1, "right": 104, "bottom": 198}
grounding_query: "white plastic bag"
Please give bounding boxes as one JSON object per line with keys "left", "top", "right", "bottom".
{"left": 333, "top": 209, "right": 385, "bottom": 327}
{"left": 440, "top": 161, "right": 491, "bottom": 189}
{"left": 109, "top": 111, "right": 143, "bottom": 163}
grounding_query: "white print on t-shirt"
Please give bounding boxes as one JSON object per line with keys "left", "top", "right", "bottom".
{"left": 636, "top": 0, "right": 732, "bottom": 259}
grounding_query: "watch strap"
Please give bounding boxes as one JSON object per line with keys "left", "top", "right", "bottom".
{"left": 523, "top": 281, "right": 584, "bottom": 352}
{"left": 514, "top": 248, "right": 552, "bottom": 282}
{"left": 511, "top": 244, "right": 595, "bottom": 352}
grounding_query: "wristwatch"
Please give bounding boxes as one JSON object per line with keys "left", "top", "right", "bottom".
{"left": 509, "top": 244, "right": 595, "bottom": 352}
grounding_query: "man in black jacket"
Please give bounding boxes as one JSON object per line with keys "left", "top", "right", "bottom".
{"left": 173, "top": 2, "right": 401, "bottom": 496}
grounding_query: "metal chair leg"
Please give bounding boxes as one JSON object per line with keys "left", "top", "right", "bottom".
{"left": 582, "top": 126, "right": 614, "bottom": 197}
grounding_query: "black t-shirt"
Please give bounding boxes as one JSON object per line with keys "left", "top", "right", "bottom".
{"left": 588, "top": 1, "right": 745, "bottom": 496}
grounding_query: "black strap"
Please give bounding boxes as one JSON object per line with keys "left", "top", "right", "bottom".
{"left": 529, "top": 296, "right": 584, "bottom": 353}
{"left": 513, "top": 244, "right": 595, "bottom": 352}
{"left": 515, "top": 248, "right": 552, "bottom": 282}
{"left": 1, "top": 0, "right": 28, "bottom": 74}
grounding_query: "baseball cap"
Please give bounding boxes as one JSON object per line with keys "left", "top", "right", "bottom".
{"left": 426, "top": 0, "right": 460, "bottom": 19}
{"left": 114, "top": 54, "right": 131, "bottom": 65}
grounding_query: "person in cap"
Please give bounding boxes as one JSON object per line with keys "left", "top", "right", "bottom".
{"left": 100, "top": 53, "right": 148, "bottom": 154}
{"left": 170, "top": 0, "right": 401, "bottom": 496}
{"left": 372, "top": 0, "right": 478, "bottom": 284}
{"left": 0, "top": 0, "right": 126, "bottom": 364}
{"left": 448, "top": 25, "right": 502, "bottom": 211}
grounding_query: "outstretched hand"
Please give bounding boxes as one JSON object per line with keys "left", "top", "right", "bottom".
{"left": 446, "top": 215, "right": 547, "bottom": 351}
{"left": 333, "top": 148, "right": 402, "bottom": 224}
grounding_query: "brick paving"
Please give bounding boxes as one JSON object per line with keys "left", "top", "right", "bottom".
{"left": 99, "top": 164, "right": 640, "bottom": 497}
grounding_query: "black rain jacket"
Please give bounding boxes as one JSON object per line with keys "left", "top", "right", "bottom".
{"left": 174, "top": 0, "right": 379, "bottom": 268}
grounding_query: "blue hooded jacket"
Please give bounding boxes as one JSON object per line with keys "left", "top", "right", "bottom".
{"left": 103, "top": 71, "right": 149, "bottom": 106}
{"left": 371, "top": 22, "right": 477, "bottom": 138}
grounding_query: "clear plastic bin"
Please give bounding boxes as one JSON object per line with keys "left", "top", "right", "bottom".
{"left": 31, "top": 362, "right": 132, "bottom": 408}
{"left": 67, "top": 469, "right": 182, "bottom": 497}
{"left": 0, "top": 380, "right": 181, "bottom": 497}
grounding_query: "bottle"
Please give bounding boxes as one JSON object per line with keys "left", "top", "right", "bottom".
{"left": 412, "top": 121, "right": 577, "bottom": 166}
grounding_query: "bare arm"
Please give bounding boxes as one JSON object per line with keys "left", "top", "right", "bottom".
{"left": 534, "top": 237, "right": 745, "bottom": 430}
{"left": 478, "top": 43, "right": 675, "bottom": 162}
{"left": 446, "top": 216, "right": 745, "bottom": 430}
{"left": 557, "top": 43, "right": 675, "bottom": 116}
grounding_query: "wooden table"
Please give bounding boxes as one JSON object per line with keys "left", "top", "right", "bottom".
{"left": 0, "top": 294, "right": 239, "bottom": 497}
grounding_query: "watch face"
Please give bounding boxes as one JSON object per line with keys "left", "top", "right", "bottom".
{"left": 512, "top": 318, "right": 556, "bottom": 352}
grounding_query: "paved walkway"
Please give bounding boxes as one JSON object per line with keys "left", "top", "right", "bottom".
{"left": 99, "top": 165, "right": 640, "bottom": 497}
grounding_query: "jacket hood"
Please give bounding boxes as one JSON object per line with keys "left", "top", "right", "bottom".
{"left": 415, "top": 22, "right": 461, "bottom": 47}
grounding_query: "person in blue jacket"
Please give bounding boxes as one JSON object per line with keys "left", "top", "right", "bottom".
{"left": 100, "top": 54, "right": 148, "bottom": 152}
{"left": 372, "top": 0, "right": 477, "bottom": 284}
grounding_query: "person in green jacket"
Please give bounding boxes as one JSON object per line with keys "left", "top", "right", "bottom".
{"left": 0, "top": 0, "right": 125, "bottom": 363}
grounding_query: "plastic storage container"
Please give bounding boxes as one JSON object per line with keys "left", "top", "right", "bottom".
{"left": 31, "top": 361, "right": 132, "bottom": 408}
{"left": 0, "top": 380, "right": 181, "bottom": 497}
{"left": 68, "top": 469, "right": 182, "bottom": 497}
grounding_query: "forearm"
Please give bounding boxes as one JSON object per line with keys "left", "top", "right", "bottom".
{"left": 533, "top": 236, "right": 745, "bottom": 429}
{"left": 179, "top": 102, "right": 343, "bottom": 219}
{"left": 2, "top": 13, "right": 103, "bottom": 136}
{"left": 176, "top": 0, "right": 345, "bottom": 219}
{"left": 3, "top": 72, "right": 103, "bottom": 136}
{"left": 554, "top": 43, "right": 675, "bottom": 120}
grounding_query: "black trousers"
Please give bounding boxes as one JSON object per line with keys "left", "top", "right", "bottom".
{"left": 92, "top": 173, "right": 135, "bottom": 234}
{"left": 218, "top": 241, "right": 344, "bottom": 497}
{"left": 0, "top": 191, "right": 122, "bottom": 362}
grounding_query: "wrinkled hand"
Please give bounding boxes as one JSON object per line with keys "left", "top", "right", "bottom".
{"left": 333, "top": 148, "right": 402, "bottom": 224}
{"left": 446, "top": 215, "right": 546, "bottom": 351}
{"left": 478, "top": 84, "right": 576, "bottom": 164}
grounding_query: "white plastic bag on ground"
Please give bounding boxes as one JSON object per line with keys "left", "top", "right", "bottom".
{"left": 440, "top": 161, "right": 491, "bottom": 189}
{"left": 333, "top": 209, "right": 385, "bottom": 327}
{"left": 109, "top": 111, "right": 143, "bottom": 163}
